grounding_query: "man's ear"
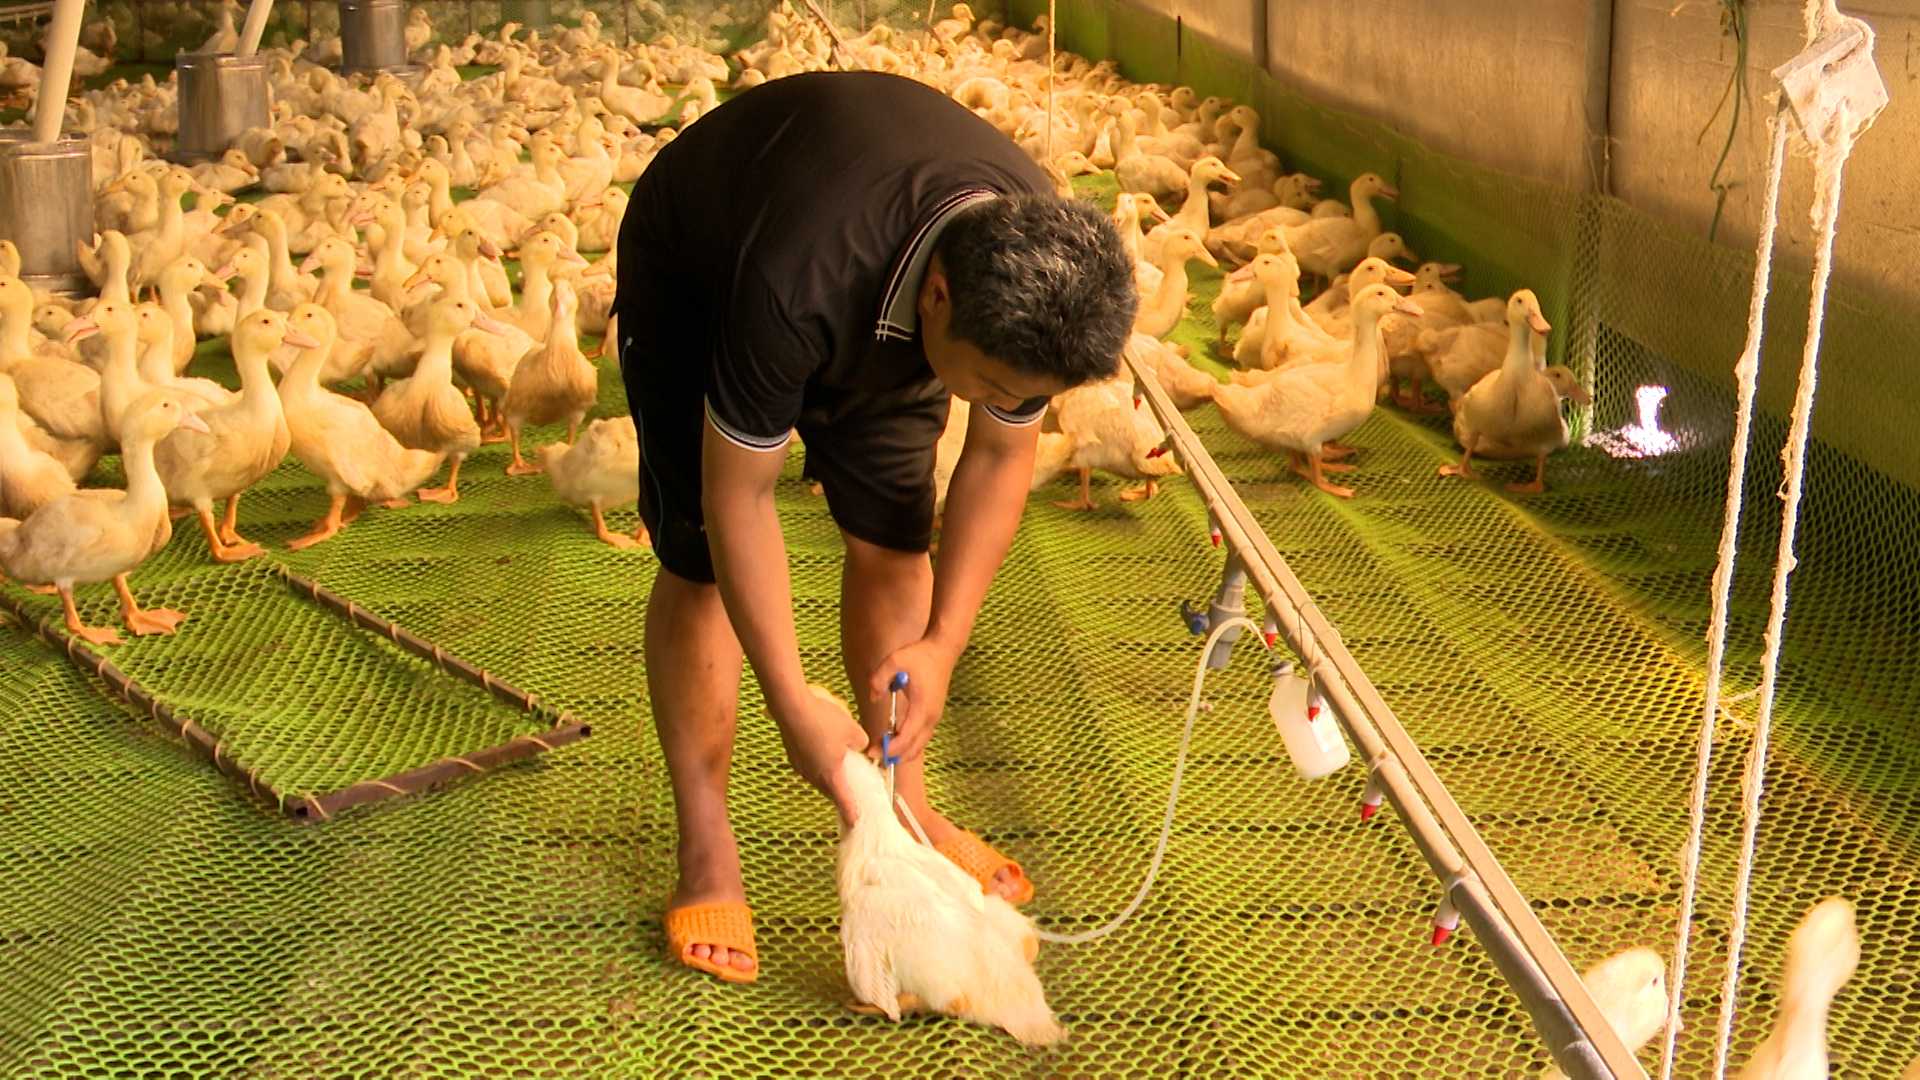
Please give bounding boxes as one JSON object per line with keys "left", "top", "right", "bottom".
{"left": 919, "top": 252, "right": 952, "bottom": 316}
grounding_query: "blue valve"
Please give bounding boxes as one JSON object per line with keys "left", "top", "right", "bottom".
{"left": 883, "top": 671, "right": 909, "bottom": 770}
{"left": 1180, "top": 600, "right": 1208, "bottom": 636}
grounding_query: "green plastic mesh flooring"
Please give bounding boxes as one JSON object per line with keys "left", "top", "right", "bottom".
{"left": 6, "top": 15, "right": 1920, "bottom": 1076}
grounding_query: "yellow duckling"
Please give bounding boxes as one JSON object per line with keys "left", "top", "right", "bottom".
{"left": 301, "top": 236, "right": 419, "bottom": 387}
{"left": 76, "top": 229, "right": 134, "bottom": 304}
{"left": 1379, "top": 262, "right": 1473, "bottom": 413}
{"left": 1210, "top": 227, "right": 1291, "bottom": 349}
{"left": 1210, "top": 284, "right": 1421, "bottom": 498}
{"left": 1441, "top": 290, "right": 1591, "bottom": 494}
{"left": 1418, "top": 287, "right": 1549, "bottom": 408}
{"left": 538, "top": 416, "right": 647, "bottom": 549}
{"left": 0, "top": 278, "right": 108, "bottom": 459}
{"left": 1735, "top": 898, "right": 1857, "bottom": 1080}
{"left": 1282, "top": 172, "right": 1398, "bottom": 287}
{"left": 153, "top": 308, "right": 303, "bottom": 562}
{"left": 502, "top": 280, "right": 596, "bottom": 475}
{"left": 1240, "top": 251, "right": 1341, "bottom": 372}
{"left": 1541, "top": 949, "right": 1667, "bottom": 1080}
{"left": 0, "top": 393, "right": 209, "bottom": 645}
{"left": 402, "top": 250, "right": 535, "bottom": 430}
{"left": 1131, "top": 227, "right": 1214, "bottom": 340}
{"left": 1128, "top": 333, "right": 1218, "bottom": 412}
{"left": 277, "top": 305, "right": 445, "bottom": 548}
{"left": 133, "top": 305, "right": 232, "bottom": 414}
{"left": 494, "top": 230, "right": 587, "bottom": 343}
{"left": 1050, "top": 374, "right": 1181, "bottom": 510}
{"left": 0, "top": 372, "right": 76, "bottom": 519}
{"left": 372, "top": 297, "right": 501, "bottom": 504}
{"left": 155, "top": 255, "right": 229, "bottom": 369}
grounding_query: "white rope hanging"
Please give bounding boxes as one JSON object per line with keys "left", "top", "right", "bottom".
{"left": 1043, "top": 0, "right": 1056, "bottom": 164}
{"left": 1659, "top": 3, "right": 1885, "bottom": 1077}
{"left": 1657, "top": 103, "right": 1790, "bottom": 1080}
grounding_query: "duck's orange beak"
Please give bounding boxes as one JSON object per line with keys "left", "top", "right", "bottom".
{"left": 284, "top": 329, "right": 322, "bottom": 350}
{"left": 62, "top": 317, "right": 99, "bottom": 343}
{"left": 1527, "top": 312, "right": 1552, "bottom": 335}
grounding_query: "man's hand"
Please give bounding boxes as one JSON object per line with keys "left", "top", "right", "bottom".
{"left": 774, "top": 684, "right": 870, "bottom": 816}
{"left": 867, "top": 635, "right": 962, "bottom": 766}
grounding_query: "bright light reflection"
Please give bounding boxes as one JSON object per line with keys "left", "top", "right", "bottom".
{"left": 1590, "top": 385, "right": 1679, "bottom": 458}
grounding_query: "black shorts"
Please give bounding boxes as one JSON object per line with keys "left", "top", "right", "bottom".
{"left": 616, "top": 311, "right": 950, "bottom": 587}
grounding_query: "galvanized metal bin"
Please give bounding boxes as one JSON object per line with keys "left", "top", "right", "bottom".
{"left": 172, "top": 52, "right": 271, "bottom": 164}
{"left": 338, "top": 0, "right": 418, "bottom": 75}
{"left": 0, "top": 131, "right": 93, "bottom": 295}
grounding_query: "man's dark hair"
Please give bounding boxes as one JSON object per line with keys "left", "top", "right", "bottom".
{"left": 933, "top": 194, "right": 1137, "bottom": 387}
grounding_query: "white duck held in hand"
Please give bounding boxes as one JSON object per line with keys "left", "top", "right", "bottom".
{"left": 835, "top": 738, "right": 1064, "bottom": 1046}
{"left": 0, "top": 393, "right": 209, "bottom": 646}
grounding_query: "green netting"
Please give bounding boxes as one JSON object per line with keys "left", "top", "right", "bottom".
{"left": 0, "top": 352, "right": 1567, "bottom": 1075}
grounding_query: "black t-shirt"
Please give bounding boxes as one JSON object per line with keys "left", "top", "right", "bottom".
{"left": 616, "top": 71, "right": 1053, "bottom": 450}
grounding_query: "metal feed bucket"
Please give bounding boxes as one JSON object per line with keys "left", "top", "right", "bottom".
{"left": 0, "top": 131, "right": 93, "bottom": 295}
{"left": 172, "top": 52, "right": 271, "bottom": 164}
{"left": 338, "top": 0, "right": 417, "bottom": 76}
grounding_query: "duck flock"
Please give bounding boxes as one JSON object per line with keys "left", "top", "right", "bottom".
{"left": 0, "top": 0, "right": 1588, "bottom": 645}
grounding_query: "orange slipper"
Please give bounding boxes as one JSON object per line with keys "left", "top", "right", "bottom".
{"left": 664, "top": 901, "right": 759, "bottom": 984}
{"left": 935, "top": 830, "right": 1036, "bottom": 905}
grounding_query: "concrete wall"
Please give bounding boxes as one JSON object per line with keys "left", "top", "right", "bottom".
{"left": 1263, "top": 0, "right": 1598, "bottom": 192}
{"left": 1608, "top": 0, "right": 1920, "bottom": 313}
{"left": 1120, "top": 0, "right": 1256, "bottom": 62}
{"left": 1145, "top": 0, "right": 1918, "bottom": 314}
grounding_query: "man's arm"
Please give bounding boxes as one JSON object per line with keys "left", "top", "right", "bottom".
{"left": 702, "top": 418, "right": 866, "bottom": 809}
{"left": 868, "top": 409, "right": 1039, "bottom": 762}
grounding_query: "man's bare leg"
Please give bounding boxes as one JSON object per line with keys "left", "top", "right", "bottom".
{"left": 648, "top": 568, "right": 756, "bottom": 977}
{"left": 838, "top": 532, "right": 1021, "bottom": 902}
